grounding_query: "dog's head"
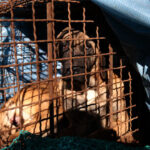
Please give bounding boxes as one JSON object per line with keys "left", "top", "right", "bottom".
{"left": 56, "top": 28, "right": 97, "bottom": 89}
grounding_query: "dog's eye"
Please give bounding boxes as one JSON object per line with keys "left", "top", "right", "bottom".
{"left": 86, "top": 42, "right": 92, "bottom": 50}
{"left": 63, "top": 41, "right": 69, "bottom": 51}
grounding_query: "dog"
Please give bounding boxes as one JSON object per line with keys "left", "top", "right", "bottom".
{"left": 0, "top": 81, "right": 64, "bottom": 147}
{"left": 56, "top": 27, "right": 129, "bottom": 137}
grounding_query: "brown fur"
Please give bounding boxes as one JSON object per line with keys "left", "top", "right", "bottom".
{"left": 0, "top": 81, "right": 63, "bottom": 147}
{"left": 56, "top": 27, "right": 129, "bottom": 137}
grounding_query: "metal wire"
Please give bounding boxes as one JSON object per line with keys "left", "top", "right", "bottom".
{"left": 0, "top": 0, "right": 140, "bottom": 147}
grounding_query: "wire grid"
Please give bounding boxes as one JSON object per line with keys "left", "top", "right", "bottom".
{"left": 0, "top": 0, "right": 139, "bottom": 148}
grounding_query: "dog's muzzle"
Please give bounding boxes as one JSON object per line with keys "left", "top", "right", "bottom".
{"left": 63, "top": 66, "right": 85, "bottom": 76}
{"left": 63, "top": 66, "right": 86, "bottom": 82}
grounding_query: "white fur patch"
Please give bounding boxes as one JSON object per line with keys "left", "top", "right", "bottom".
{"left": 87, "top": 90, "right": 98, "bottom": 105}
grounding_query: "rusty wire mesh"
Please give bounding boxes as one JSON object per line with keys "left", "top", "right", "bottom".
{"left": 0, "top": 0, "right": 140, "bottom": 148}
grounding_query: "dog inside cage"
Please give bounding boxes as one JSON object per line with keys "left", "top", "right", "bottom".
{"left": 0, "top": 0, "right": 147, "bottom": 148}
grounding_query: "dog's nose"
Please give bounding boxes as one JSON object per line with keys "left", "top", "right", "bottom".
{"left": 63, "top": 67, "right": 83, "bottom": 76}
{"left": 73, "top": 67, "right": 80, "bottom": 74}
{"left": 63, "top": 68, "right": 70, "bottom": 76}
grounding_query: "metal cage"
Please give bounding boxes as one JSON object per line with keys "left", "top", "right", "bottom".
{"left": 0, "top": 0, "right": 141, "bottom": 148}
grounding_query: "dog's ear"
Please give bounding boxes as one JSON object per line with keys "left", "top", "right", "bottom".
{"left": 99, "top": 56, "right": 108, "bottom": 81}
{"left": 57, "top": 28, "right": 70, "bottom": 39}
{"left": 56, "top": 27, "right": 76, "bottom": 58}
{"left": 56, "top": 41, "right": 61, "bottom": 58}
{"left": 56, "top": 28, "right": 69, "bottom": 58}
{"left": 56, "top": 41, "right": 70, "bottom": 58}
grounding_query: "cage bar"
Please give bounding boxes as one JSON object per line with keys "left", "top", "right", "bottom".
{"left": 0, "top": 0, "right": 142, "bottom": 148}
